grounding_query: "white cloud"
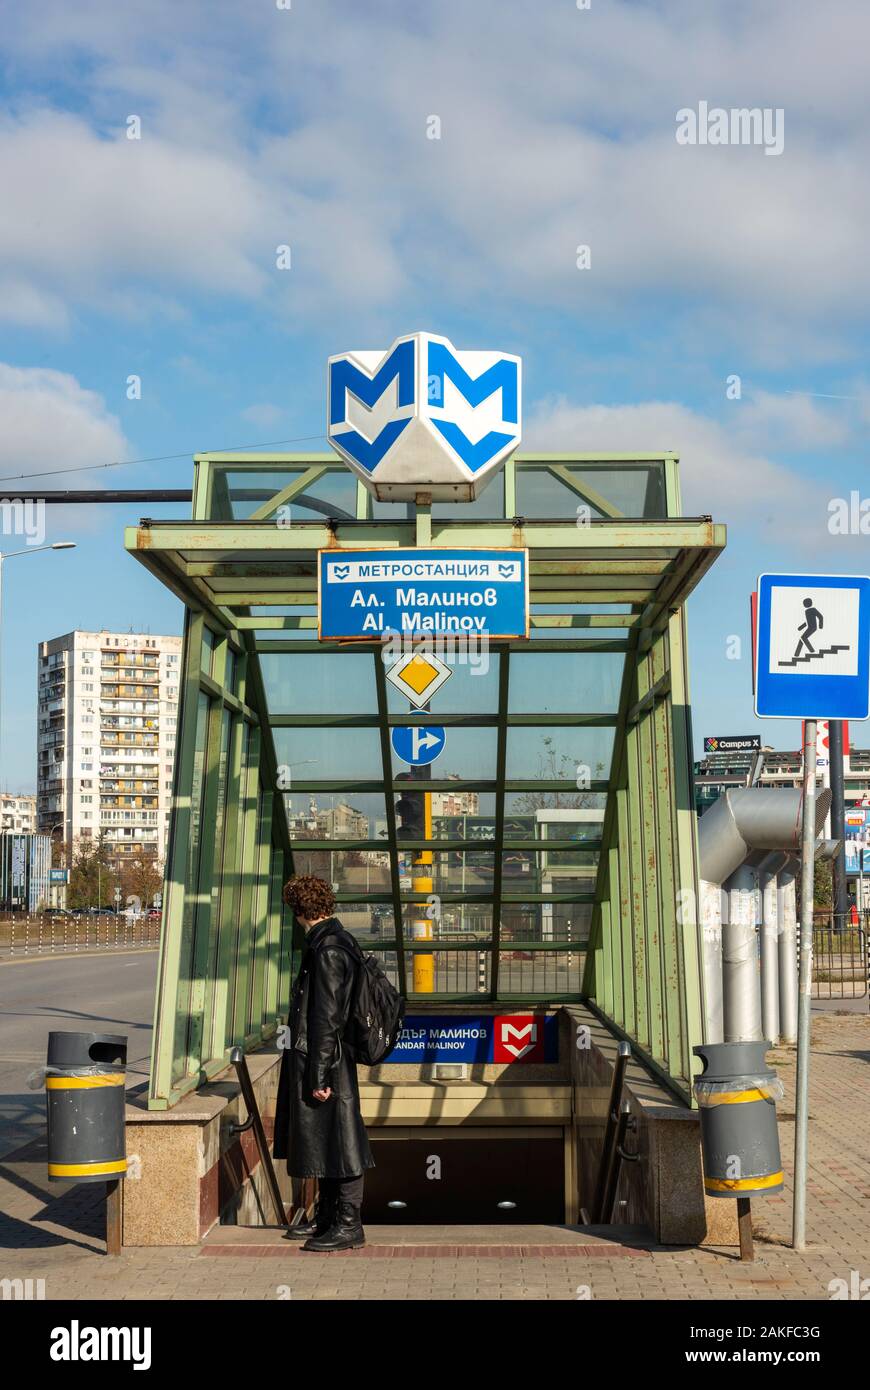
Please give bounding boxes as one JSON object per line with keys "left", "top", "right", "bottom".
{"left": 0, "top": 362, "right": 128, "bottom": 480}
{"left": 732, "top": 390, "right": 849, "bottom": 451}
{"left": 241, "top": 403, "right": 284, "bottom": 428}
{"left": 0, "top": 1, "right": 867, "bottom": 353}
{"left": 523, "top": 395, "right": 832, "bottom": 544}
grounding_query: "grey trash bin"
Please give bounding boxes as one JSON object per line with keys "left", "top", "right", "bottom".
{"left": 693, "top": 1041, "right": 783, "bottom": 1199}
{"left": 45, "top": 1031, "right": 128, "bottom": 1183}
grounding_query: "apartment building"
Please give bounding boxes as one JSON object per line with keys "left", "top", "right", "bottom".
{"left": 284, "top": 795, "right": 371, "bottom": 841}
{"left": 0, "top": 792, "right": 37, "bottom": 834}
{"left": 37, "top": 629, "right": 183, "bottom": 870}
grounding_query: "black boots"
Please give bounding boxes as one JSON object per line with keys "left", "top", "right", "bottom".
{"left": 302, "top": 1199, "right": 365, "bottom": 1252}
{"left": 284, "top": 1192, "right": 335, "bottom": 1242}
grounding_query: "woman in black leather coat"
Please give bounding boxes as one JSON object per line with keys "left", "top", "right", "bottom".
{"left": 273, "top": 875, "right": 374, "bottom": 1251}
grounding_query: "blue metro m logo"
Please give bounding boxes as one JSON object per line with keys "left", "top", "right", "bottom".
{"left": 328, "top": 338, "right": 416, "bottom": 473}
{"left": 326, "top": 332, "right": 522, "bottom": 501}
{"left": 427, "top": 341, "right": 519, "bottom": 474}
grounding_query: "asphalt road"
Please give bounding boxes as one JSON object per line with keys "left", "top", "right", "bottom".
{"left": 0, "top": 949, "right": 157, "bottom": 1159}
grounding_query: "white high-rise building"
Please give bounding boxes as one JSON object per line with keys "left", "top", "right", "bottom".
{"left": 37, "top": 630, "right": 183, "bottom": 870}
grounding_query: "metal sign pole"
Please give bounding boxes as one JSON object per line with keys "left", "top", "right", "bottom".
{"left": 829, "top": 719, "right": 847, "bottom": 928}
{"left": 793, "top": 716, "right": 817, "bottom": 1251}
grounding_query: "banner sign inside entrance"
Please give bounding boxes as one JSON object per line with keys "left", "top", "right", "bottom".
{"left": 384, "top": 1013, "right": 558, "bottom": 1063}
{"left": 318, "top": 547, "right": 529, "bottom": 640}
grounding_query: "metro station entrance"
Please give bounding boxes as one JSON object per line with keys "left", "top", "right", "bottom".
{"left": 124, "top": 450, "right": 724, "bottom": 1240}
{"left": 364, "top": 1130, "right": 566, "bottom": 1225}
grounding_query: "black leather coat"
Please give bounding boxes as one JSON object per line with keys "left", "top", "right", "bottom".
{"left": 272, "top": 917, "right": 375, "bottom": 1180}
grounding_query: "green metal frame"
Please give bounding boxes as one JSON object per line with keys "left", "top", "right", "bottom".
{"left": 130, "top": 454, "right": 724, "bottom": 1106}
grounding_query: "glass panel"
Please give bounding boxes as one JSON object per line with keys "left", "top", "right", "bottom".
{"left": 505, "top": 798, "right": 607, "bottom": 828}
{"left": 172, "top": 691, "right": 209, "bottom": 1083}
{"left": 506, "top": 728, "right": 615, "bottom": 783}
{"left": 500, "top": 901, "right": 593, "bottom": 944}
{"left": 291, "top": 847, "right": 392, "bottom": 892}
{"left": 395, "top": 784, "right": 505, "bottom": 841}
{"left": 390, "top": 727, "right": 497, "bottom": 781}
{"left": 239, "top": 755, "right": 265, "bottom": 1040}
{"left": 509, "top": 652, "right": 623, "bottom": 713}
{"left": 431, "top": 803, "right": 496, "bottom": 840}
{"left": 528, "top": 603, "right": 635, "bottom": 642}
{"left": 401, "top": 901, "right": 493, "bottom": 939}
{"left": 334, "top": 902, "right": 396, "bottom": 944}
{"left": 200, "top": 627, "right": 216, "bottom": 678}
{"left": 254, "top": 622, "right": 316, "bottom": 643}
{"left": 404, "top": 948, "right": 492, "bottom": 995}
{"left": 225, "top": 647, "right": 239, "bottom": 697}
{"left": 515, "top": 462, "right": 666, "bottom": 519}
{"left": 530, "top": 848, "right": 599, "bottom": 878}
{"left": 284, "top": 792, "right": 387, "bottom": 839}
{"left": 385, "top": 652, "right": 500, "bottom": 714}
{"left": 260, "top": 652, "right": 377, "bottom": 713}
{"left": 497, "top": 950, "right": 584, "bottom": 994}
{"left": 273, "top": 728, "right": 384, "bottom": 782}
{"left": 432, "top": 474, "right": 505, "bottom": 519}
{"left": 201, "top": 708, "right": 232, "bottom": 1059}
{"left": 225, "top": 468, "right": 358, "bottom": 522}
{"left": 400, "top": 849, "right": 496, "bottom": 893}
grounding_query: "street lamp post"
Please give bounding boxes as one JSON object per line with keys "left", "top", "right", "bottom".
{"left": 0, "top": 542, "right": 76, "bottom": 793}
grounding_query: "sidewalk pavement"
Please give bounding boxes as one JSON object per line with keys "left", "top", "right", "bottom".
{"left": 1, "top": 1014, "right": 868, "bottom": 1301}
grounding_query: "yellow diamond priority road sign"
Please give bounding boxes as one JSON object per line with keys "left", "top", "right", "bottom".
{"left": 385, "top": 651, "right": 453, "bottom": 708}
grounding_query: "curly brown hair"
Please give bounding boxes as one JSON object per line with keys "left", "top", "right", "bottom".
{"left": 282, "top": 873, "right": 336, "bottom": 923}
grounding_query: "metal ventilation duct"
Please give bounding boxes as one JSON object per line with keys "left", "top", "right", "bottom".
{"left": 699, "top": 787, "right": 832, "bottom": 887}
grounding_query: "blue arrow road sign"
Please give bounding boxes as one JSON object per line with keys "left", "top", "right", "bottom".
{"left": 391, "top": 725, "right": 447, "bottom": 766}
{"left": 755, "top": 572, "right": 870, "bottom": 720}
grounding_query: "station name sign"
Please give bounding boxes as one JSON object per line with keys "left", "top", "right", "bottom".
{"left": 383, "top": 1013, "right": 558, "bottom": 1063}
{"left": 318, "top": 547, "right": 529, "bottom": 640}
{"left": 703, "top": 735, "right": 762, "bottom": 753}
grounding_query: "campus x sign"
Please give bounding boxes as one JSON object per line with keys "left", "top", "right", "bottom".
{"left": 327, "top": 331, "right": 522, "bottom": 500}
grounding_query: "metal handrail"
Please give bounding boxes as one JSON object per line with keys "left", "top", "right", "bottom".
{"left": 590, "top": 1040, "right": 632, "bottom": 1222}
{"left": 229, "top": 1047, "right": 289, "bottom": 1227}
{"left": 600, "top": 1100, "right": 639, "bottom": 1224}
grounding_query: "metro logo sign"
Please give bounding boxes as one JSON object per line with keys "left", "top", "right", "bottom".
{"left": 493, "top": 1015, "right": 545, "bottom": 1063}
{"left": 327, "top": 331, "right": 521, "bottom": 501}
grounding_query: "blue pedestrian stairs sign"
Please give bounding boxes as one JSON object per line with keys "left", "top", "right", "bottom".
{"left": 755, "top": 573, "right": 870, "bottom": 720}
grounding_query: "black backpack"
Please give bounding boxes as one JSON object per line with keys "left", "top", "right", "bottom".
{"left": 316, "top": 935, "right": 405, "bottom": 1065}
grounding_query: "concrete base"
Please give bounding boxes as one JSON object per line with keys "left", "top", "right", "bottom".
{"left": 122, "top": 1049, "right": 295, "bottom": 1246}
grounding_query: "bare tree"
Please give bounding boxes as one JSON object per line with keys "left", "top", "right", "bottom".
{"left": 511, "top": 736, "right": 606, "bottom": 813}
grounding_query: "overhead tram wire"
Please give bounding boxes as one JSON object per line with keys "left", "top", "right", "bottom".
{"left": 0, "top": 432, "right": 329, "bottom": 487}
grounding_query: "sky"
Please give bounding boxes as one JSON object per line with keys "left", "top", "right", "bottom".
{"left": 0, "top": 0, "right": 868, "bottom": 791}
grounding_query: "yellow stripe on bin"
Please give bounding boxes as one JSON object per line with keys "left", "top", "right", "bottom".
{"left": 704, "top": 1171, "right": 783, "bottom": 1193}
{"left": 48, "top": 1159, "right": 127, "bottom": 1177}
{"left": 702, "top": 1088, "right": 771, "bottom": 1106}
{"left": 45, "top": 1073, "right": 126, "bottom": 1090}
